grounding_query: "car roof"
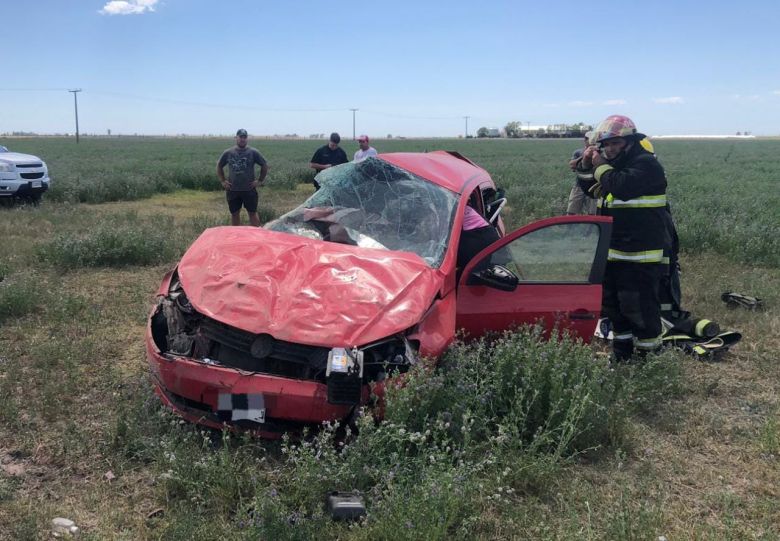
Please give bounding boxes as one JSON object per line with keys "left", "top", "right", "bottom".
{"left": 377, "top": 151, "right": 490, "bottom": 195}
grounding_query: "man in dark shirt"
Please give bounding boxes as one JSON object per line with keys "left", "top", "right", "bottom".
{"left": 309, "top": 132, "right": 348, "bottom": 190}
{"left": 217, "top": 129, "right": 269, "bottom": 226}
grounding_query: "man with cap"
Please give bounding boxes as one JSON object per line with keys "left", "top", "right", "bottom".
{"left": 576, "top": 115, "right": 668, "bottom": 362}
{"left": 309, "top": 132, "right": 348, "bottom": 189}
{"left": 353, "top": 135, "right": 378, "bottom": 163}
{"left": 565, "top": 131, "right": 597, "bottom": 215}
{"left": 217, "top": 129, "right": 269, "bottom": 226}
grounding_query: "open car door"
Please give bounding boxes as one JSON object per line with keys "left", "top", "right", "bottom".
{"left": 456, "top": 215, "right": 612, "bottom": 342}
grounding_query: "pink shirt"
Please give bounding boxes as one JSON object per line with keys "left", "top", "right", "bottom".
{"left": 462, "top": 206, "right": 490, "bottom": 231}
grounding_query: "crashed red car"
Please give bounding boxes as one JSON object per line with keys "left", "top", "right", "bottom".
{"left": 146, "top": 151, "right": 611, "bottom": 437}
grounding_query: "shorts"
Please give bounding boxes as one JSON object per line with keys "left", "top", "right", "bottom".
{"left": 226, "top": 189, "right": 258, "bottom": 214}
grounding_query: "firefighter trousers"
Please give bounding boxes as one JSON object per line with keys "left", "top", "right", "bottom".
{"left": 602, "top": 262, "right": 664, "bottom": 361}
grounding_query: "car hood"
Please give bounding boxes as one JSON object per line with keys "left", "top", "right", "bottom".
{"left": 0, "top": 152, "right": 44, "bottom": 164}
{"left": 176, "top": 226, "right": 443, "bottom": 347}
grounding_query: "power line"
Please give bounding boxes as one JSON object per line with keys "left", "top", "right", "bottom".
{"left": 0, "top": 87, "right": 70, "bottom": 92}
{"left": 87, "top": 91, "right": 345, "bottom": 112}
{"left": 0, "top": 88, "right": 500, "bottom": 123}
{"left": 361, "top": 109, "right": 462, "bottom": 121}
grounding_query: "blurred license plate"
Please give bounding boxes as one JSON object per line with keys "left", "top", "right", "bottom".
{"left": 31, "top": 181, "right": 42, "bottom": 188}
{"left": 217, "top": 393, "right": 265, "bottom": 423}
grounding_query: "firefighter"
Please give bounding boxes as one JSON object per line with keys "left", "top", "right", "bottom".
{"left": 577, "top": 115, "right": 668, "bottom": 361}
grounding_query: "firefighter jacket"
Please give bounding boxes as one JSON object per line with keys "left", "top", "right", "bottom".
{"left": 578, "top": 142, "right": 668, "bottom": 265}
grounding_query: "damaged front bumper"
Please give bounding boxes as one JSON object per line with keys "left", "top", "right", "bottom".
{"left": 144, "top": 274, "right": 415, "bottom": 436}
{"left": 146, "top": 327, "right": 362, "bottom": 437}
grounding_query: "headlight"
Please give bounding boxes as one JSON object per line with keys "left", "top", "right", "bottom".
{"left": 0, "top": 162, "right": 15, "bottom": 173}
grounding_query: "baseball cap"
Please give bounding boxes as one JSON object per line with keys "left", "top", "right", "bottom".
{"left": 236, "top": 128, "right": 248, "bottom": 137}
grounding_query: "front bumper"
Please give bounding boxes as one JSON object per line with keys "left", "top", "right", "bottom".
{"left": 145, "top": 324, "right": 366, "bottom": 437}
{"left": 0, "top": 178, "right": 50, "bottom": 197}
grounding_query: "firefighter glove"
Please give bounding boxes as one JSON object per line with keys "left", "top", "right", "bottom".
{"left": 588, "top": 181, "right": 604, "bottom": 199}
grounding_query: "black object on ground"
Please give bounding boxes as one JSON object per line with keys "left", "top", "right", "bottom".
{"left": 721, "top": 292, "right": 763, "bottom": 310}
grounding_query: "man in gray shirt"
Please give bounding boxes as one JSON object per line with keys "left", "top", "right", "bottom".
{"left": 217, "top": 129, "right": 269, "bottom": 226}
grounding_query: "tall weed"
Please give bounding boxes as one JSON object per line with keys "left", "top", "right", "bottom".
{"left": 0, "top": 275, "right": 40, "bottom": 324}
{"left": 37, "top": 213, "right": 181, "bottom": 268}
{"left": 240, "top": 330, "right": 683, "bottom": 538}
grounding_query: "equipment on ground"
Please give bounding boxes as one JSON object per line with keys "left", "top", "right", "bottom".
{"left": 721, "top": 292, "right": 763, "bottom": 310}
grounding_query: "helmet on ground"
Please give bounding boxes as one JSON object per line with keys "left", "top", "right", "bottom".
{"left": 594, "top": 115, "right": 637, "bottom": 143}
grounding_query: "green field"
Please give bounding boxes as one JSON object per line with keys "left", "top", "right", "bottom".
{"left": 5, "top": 136, "right": 779, "bottom": 266}
{"left": 0, "top": 137, "right": 778, "bottom": 539}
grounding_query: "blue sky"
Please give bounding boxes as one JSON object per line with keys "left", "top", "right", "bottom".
{"left": 3, "top": 0, "right": 779, "bottom": 137}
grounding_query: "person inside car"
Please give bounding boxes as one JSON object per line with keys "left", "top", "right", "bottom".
{"left": 457, "top": 205, "right": 501, "bottom": 274}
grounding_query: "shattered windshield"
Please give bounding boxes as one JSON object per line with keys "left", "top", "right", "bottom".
{"left": 266, "top": 157, "right": 459, "bottom": 267}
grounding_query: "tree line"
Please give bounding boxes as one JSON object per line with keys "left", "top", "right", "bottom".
{"left": 476, "top": 122, "right": 593, "bottom": 139}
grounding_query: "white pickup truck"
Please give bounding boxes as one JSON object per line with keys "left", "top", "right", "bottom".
{"left": 0, "top": 145, "right": 51, "bottom": 202}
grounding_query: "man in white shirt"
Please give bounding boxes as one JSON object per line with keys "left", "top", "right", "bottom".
{"left": 353, "top": 135, "right": 378, "bottom": 162}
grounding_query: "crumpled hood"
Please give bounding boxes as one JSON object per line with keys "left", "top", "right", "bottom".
{"left": 177, "top": 227, "right": 443, "bottom": 347}
{"left": 0, "top": 152, "right": 44, "bottom": 165}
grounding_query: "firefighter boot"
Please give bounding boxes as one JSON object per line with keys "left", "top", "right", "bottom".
{"left": 611, "top": 331, "right": 634, "bottom": 363}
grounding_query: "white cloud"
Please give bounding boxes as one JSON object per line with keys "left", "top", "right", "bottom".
{"left": 732, "top": 94, "right": 762, "bottom": 102}
{"left": 603, "top": 99, "right": 626, "bottom": 106}
{"left": 652, "top": 96, "right": 684, "bottom": 105}
{"left": 99, "top": 0, "right": 159, "bottom": 15}
{"left": 773, "top": 90, "right": 780, "bottom": 95}
{"left": 567, "top": 100, "right": 594, "bottom": 107}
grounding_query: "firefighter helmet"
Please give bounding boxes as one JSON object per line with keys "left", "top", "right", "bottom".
{"left": 594, "top": 115, "right": 637, "bottom": 143}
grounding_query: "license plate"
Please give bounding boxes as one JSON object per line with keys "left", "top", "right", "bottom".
{"left": 31, "top": 181, "right": 42, "bottom": 188}
{"left": 217, "top": 393, "right": 266, "bottom": 423}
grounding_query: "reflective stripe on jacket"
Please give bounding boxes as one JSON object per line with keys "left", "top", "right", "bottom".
{"left": 595, "top": 143, "right": 668, "bottom": 265}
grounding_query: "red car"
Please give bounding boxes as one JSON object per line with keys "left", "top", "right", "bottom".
{"left": 146, "top": 151, "right": 611, "bottom": 437}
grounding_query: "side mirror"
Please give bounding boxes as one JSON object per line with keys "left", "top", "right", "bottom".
{"left": 470, "top": 264, "right": 519, "bottom": 292}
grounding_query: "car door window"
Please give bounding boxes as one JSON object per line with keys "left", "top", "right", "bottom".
{"left": 480, "top": 222, "right": 600, "bottom": 282}
{"left": 457, "top": 216, "right": 611, "bottom": 342}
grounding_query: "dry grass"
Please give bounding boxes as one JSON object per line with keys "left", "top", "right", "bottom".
{"left": 0, "top": 187, "right": 778, "bottom": 539}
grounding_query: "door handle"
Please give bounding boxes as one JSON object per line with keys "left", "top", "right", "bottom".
{"left": 569, "top": 310, "right": 596, "bottom": 320}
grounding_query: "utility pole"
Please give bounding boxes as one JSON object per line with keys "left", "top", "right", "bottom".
{"left": 68, "top": 89, "right": 82, "bottom": 143}
{"left": 349, "top": 108, "right": 358, "bottom": 140}
{"left": 463, "top": 116, "right": 470, "bottom": 138}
